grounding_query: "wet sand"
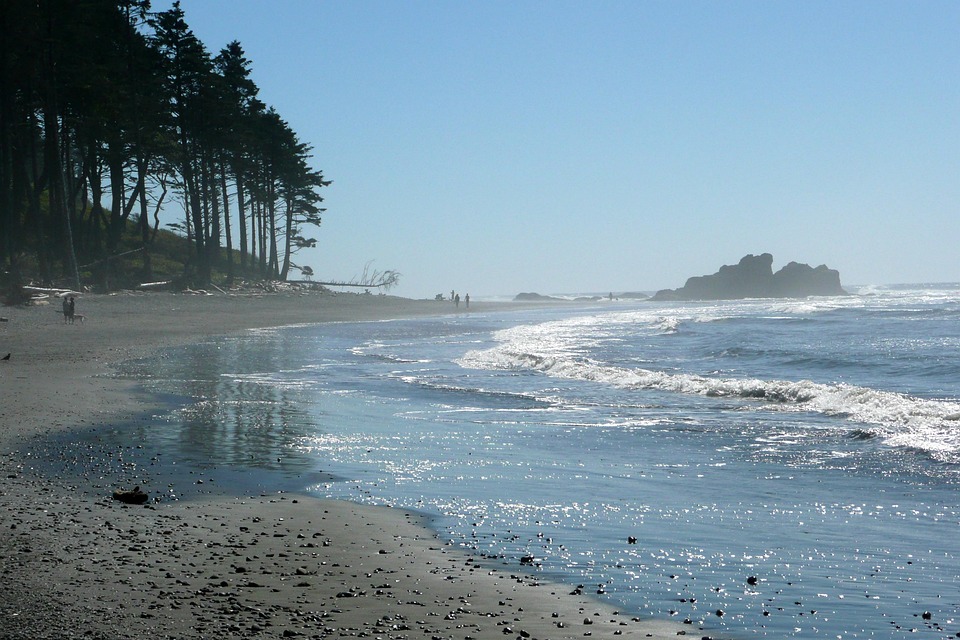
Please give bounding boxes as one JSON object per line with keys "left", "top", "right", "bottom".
{"left": 0, "top": 289, "right": 694, "bottom": 639}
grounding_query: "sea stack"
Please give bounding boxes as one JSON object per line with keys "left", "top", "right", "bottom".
{"left": 652, "top": 253, "right": 846, "bottom": 301}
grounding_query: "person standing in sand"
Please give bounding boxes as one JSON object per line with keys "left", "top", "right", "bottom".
{"left": 62, "top": 296, "right": 70, "bottom": 323}
{"left": 455, "top": 293, "right": 460, "bottom": 308}
{"left": 68, "top": 296, "right": 76, "bottom": 324}
{"left": 465, "top": 293, "right": 470, "bottom": 309}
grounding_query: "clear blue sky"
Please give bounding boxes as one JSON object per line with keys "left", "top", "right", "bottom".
{"left": 164, "top": 0, "right": 959, "bottom": 299}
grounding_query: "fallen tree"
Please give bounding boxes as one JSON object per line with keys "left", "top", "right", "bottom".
{"left": 312, "top": 262, "right": 400, "bottom": 291}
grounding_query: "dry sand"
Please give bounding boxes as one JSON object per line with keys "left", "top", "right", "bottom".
{"left": 0, "top": 289, "right": 698, "bottom": 639}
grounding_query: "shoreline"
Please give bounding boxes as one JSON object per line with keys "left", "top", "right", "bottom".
{"left": 0, "top": 290, "right": 698, "bottom": 639}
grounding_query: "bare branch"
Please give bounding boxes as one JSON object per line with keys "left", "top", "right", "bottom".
{"left": 314, "top": 262, "right": 401, "bottom": 291}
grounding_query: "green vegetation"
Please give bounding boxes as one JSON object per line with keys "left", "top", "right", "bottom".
{"left": 0, "top": 0, "right": 329, "bottom": 293}
{"left": 83, "top": 217, "right": 277, "bottom": 291}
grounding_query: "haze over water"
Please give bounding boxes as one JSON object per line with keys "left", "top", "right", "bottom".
{"left": 117, "top": 284, "right": 960, "bottom": 638}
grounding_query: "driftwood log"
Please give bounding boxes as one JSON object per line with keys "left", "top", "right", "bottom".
{"left": 112, "top": 486, "right": 148, "bottom": 504}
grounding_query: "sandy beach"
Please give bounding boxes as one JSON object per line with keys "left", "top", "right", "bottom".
{"left": 0, "top": 289, "right": 693, "bottom": 640}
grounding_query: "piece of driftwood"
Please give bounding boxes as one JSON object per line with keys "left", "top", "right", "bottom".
{"left": 78, "top": 247, "right": 144, "bottom": 269}
{"left": 23, "top": 286, "right": 81, "bottom": 297}
{"left": 112, "top": 486, "right": 148, "bottom": 504}
{"left": 138, "top": 280, "right": 171, "bottom": 290}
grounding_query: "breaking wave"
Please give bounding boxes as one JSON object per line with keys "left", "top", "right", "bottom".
{"left": 457, "top": 309, "right": 960, "bottom": 460}
{"left": 393, "top": 375, "right": 555, "bottom": 410}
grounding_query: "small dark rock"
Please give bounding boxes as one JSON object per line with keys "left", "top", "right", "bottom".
{"left": 112, "top": 486, "right": 148, "bottom": 504}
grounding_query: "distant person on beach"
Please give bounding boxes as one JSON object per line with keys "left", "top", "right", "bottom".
{"left": 465, "top": 293, "right": 470, "bottom": 309}
{"left": 67, "top": 296, "right": 76, "bottom": 323}
{"left": 455, "top": 293, "right": 460, "bottom": 308}
{"left": 451, "top": 290, "right": 455, "bottom": 302}
{"left": 62, "top": 296, "right": 70, "bottom": 323}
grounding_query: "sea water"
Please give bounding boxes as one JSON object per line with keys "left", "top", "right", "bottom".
{"left": 113, "top": 285, "right": 960, "bottom": 639}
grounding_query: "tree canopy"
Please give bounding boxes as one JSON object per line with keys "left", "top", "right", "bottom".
{"left": 0, "top": 0, "right": 330, "bottom": 291}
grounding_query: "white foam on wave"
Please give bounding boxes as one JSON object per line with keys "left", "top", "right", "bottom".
{"left": 220, "top": 370, "right": 318, "bottom": 390}
{"left": 458, "top": 308, "right": 960, "bottom": 459}
{"left": 653, "top": 316, "right": 682, "bottom": 334}
{"left": 351, "top": 341, "right": 431, "bottom": 364}
{"left": 393, "top": 374, "right": 553, "bottom": 408}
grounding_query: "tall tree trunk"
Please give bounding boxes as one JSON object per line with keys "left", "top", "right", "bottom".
{"left": 107, "top": 147, "right": 124, "bottom": 251}
{"left": 279, "top": 195, "right": 293, "bottom": 281}
{"left": 25, "top": 138, "right": 51, "bottom": 282}
{"left": 267, "top": 181, "right": 278, "bottom": 279}
{"left": 183, "top": 191, "right": 192, "bottom": 245}
{"left": 198, "top": 151, "right": 216, "bottom": 272}
{"left": 207, "top": 157, "right": 221, "bottom": 272}
{"left": 42, "top": 8, "right": 79, "bottom": 290}
{"left": 219, "top": 161, "right": 233, "bottom": 283}
{"left": 62, "top": 121, "right": 86, "bottom": 255}
{"left": 251, "top": 192, "right": 260, "bottom": 274}
{"left": 182, "top": 151, "right": 207, "bottom": 284}
{"left": 84, "top": 144, "right": 104, "bottom": 254}
{"left": 0, "top": 8, "right": 13, "bottom": 268}
{"left": 257, "top": 197, "right": 267, "bottom": 276}
{"left": 48, "top": 112, "right": 79, "bottom": 290}
{"left": 246, "top": 194, "right": 255, "bottom": 271}
{"left": 236, "top": 171, "right": 248, "bottom": 271}
{"left": 137, "top": 156, "right": 152, "bottom": 281}
{"left": 200, "top": 153, "right": 211, "bottom": 265}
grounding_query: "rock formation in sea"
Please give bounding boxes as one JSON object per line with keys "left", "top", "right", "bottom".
{"left": 652, "top": 253, "right": 847, "bottom": 301}
{"left": 514, "top": 292, "right": 565, "bottom": 301}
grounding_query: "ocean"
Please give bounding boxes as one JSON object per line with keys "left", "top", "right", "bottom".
{"left": 109, "top": 284, "right": 960, "bottom": 638}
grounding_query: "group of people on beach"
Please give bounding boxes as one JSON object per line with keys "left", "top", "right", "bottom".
{"left": 61, "top": 295, "right": 77, "bottom": 324}
{"left": 450, "top": 290, "right": 469, "bottom": 309}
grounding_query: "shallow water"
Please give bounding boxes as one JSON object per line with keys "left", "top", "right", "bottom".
{"left": 102, "top": 286, "right": 960, "bottom": 638}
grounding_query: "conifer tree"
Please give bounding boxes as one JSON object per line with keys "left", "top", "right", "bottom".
{"left": 0, "top": 0, "right": 330, "bottom": 291}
